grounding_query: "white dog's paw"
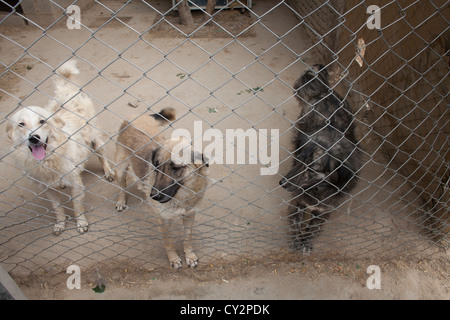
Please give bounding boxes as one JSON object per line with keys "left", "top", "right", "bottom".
{"left": 53, "top": 222, "right": 66, "bottom": 235}
{"left": 77, "top": 220, "right": 89, "bottom": 233}
{"left": 115, "top": 202, "right": 127, "bottom": 212}
{"left": 186, "top": 252, "right": 198, "bottom": 268}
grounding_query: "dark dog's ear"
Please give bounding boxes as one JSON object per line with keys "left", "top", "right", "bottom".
{"left": 314, "top": 64, "right": 329, "bottom": 85}
{"left": 192, "top": 151, "right": 209, "bottom": 167}
{"left": 314, "top": 64, "right": 325, "bottom": 71}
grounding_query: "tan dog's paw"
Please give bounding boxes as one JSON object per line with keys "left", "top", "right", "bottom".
{"left": 77, "top": 219, "right": 89, "bottom": 233}
{"left": 170, "top": 256, "right": 183, "bottom": 269}
{"left": 166, "top": 250, "right": 182, "bottom": 269}
{"left": 59, "top": 180, "right": 67, "bottom": 189}
{"left": 115, "top": 202, "right": 127, "bottom": 212}
{"left": 186, "top": 252, "right": 198, "bottom": 268}
{"left": 105, "top": 170, "right": 115, "bottom": 182}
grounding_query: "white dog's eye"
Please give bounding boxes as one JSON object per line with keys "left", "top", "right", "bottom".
{"left": 39, "top": 119, "right": 46, "bottom": 125}
{"left": 18, "top": 122, "right": 25, "bottom": 127}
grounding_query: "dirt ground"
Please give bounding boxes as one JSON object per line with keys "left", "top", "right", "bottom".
{"left": 15, "top": 255, "right": 450, "bottom": 299}
{"left": 0, "top": 0, "right": 448, "bottom": 299}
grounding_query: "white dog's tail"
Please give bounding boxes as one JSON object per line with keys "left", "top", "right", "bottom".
{"left": 48, "top": 60, "right": 90, "bottom": 113}
{"left": 56, "top": 60, "right": 79, "bottom": 79}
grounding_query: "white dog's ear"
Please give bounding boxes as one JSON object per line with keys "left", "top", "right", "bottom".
{"left": 5, "top": 121, "right": 13, "bottom": 140}
{"left": 50, "top": 116, "right": 65, "bottom": 129}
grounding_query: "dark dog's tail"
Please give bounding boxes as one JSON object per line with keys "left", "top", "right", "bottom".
{"left": 151, "top": 107, "right": 176, "bottom": 124}
{"left": 294, "top": 64, "right": 330, "bottom": 101}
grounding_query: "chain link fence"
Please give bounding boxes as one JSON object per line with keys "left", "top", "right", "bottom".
{"left": 0, "top": 0, "right": 448, "bottom": 276}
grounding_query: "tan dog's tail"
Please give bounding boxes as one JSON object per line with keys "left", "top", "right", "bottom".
{"left": 151, "top": 108, "right": 176, "bottom": 124}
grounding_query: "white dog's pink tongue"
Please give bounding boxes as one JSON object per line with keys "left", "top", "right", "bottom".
{"left": 31, "top": 145, "right": 46, "bottom": 161}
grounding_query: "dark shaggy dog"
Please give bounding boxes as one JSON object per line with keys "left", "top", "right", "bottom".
{"left": 280, "top": 64, "right": 361, "bottom": 254}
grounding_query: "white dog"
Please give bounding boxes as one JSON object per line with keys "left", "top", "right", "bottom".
{"left": 6, "top": 61, "right": 115, "bottom": 234}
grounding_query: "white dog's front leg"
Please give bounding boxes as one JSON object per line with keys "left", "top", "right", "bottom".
{"left": 46, "top": 189, "right": 66, "bottom": 235}
{"left": 71, "top": 176, "right": 88, "bottom": 233}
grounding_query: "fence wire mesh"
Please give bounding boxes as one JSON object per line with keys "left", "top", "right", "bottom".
{"left": 0, "top": 0, "right": 448, "bottom": 276}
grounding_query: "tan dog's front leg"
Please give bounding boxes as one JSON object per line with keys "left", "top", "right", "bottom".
{"left": 183, "top": 211, "right": 198, "bottom": 268}
{"left": 159, "top": 218, "right": 182, "bottom": 269}
{"left": 92, "top": 137, "right": 115, "bottom": 182}
{"left": 114, "top": 163, "right": 129, "bottom": 212}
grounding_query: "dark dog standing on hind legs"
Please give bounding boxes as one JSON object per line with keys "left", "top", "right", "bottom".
{"left": 280, "top": 64, "right": 361, "bottom": 254}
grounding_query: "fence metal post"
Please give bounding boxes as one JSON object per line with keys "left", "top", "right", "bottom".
{"left": 0, "top": 264, "right": 27, "bottom": 300}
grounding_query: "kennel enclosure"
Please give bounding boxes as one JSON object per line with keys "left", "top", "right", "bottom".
{"left": 0, "top": 0, "right": 448, "bottom": 277}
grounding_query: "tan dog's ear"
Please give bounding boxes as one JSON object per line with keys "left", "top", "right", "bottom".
{"left": 192, "top": 151, "right": 209, "bottom": 167}
{"left": 6, "top": 121, "right": 13, "bottom": 140}
{"left": 202, "top": 153, "right": 210, "bottom": 167}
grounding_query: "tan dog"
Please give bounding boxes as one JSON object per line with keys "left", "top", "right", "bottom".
{"left": 6, "top": 61, "right": 115, "bottom": 234}
{"left": 114, "top": 108, "right": 209, "bottom": 268}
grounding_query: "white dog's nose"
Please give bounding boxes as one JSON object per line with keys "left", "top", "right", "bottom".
{"left": 28, "top": 134, "right": 41, "bottom": 144}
